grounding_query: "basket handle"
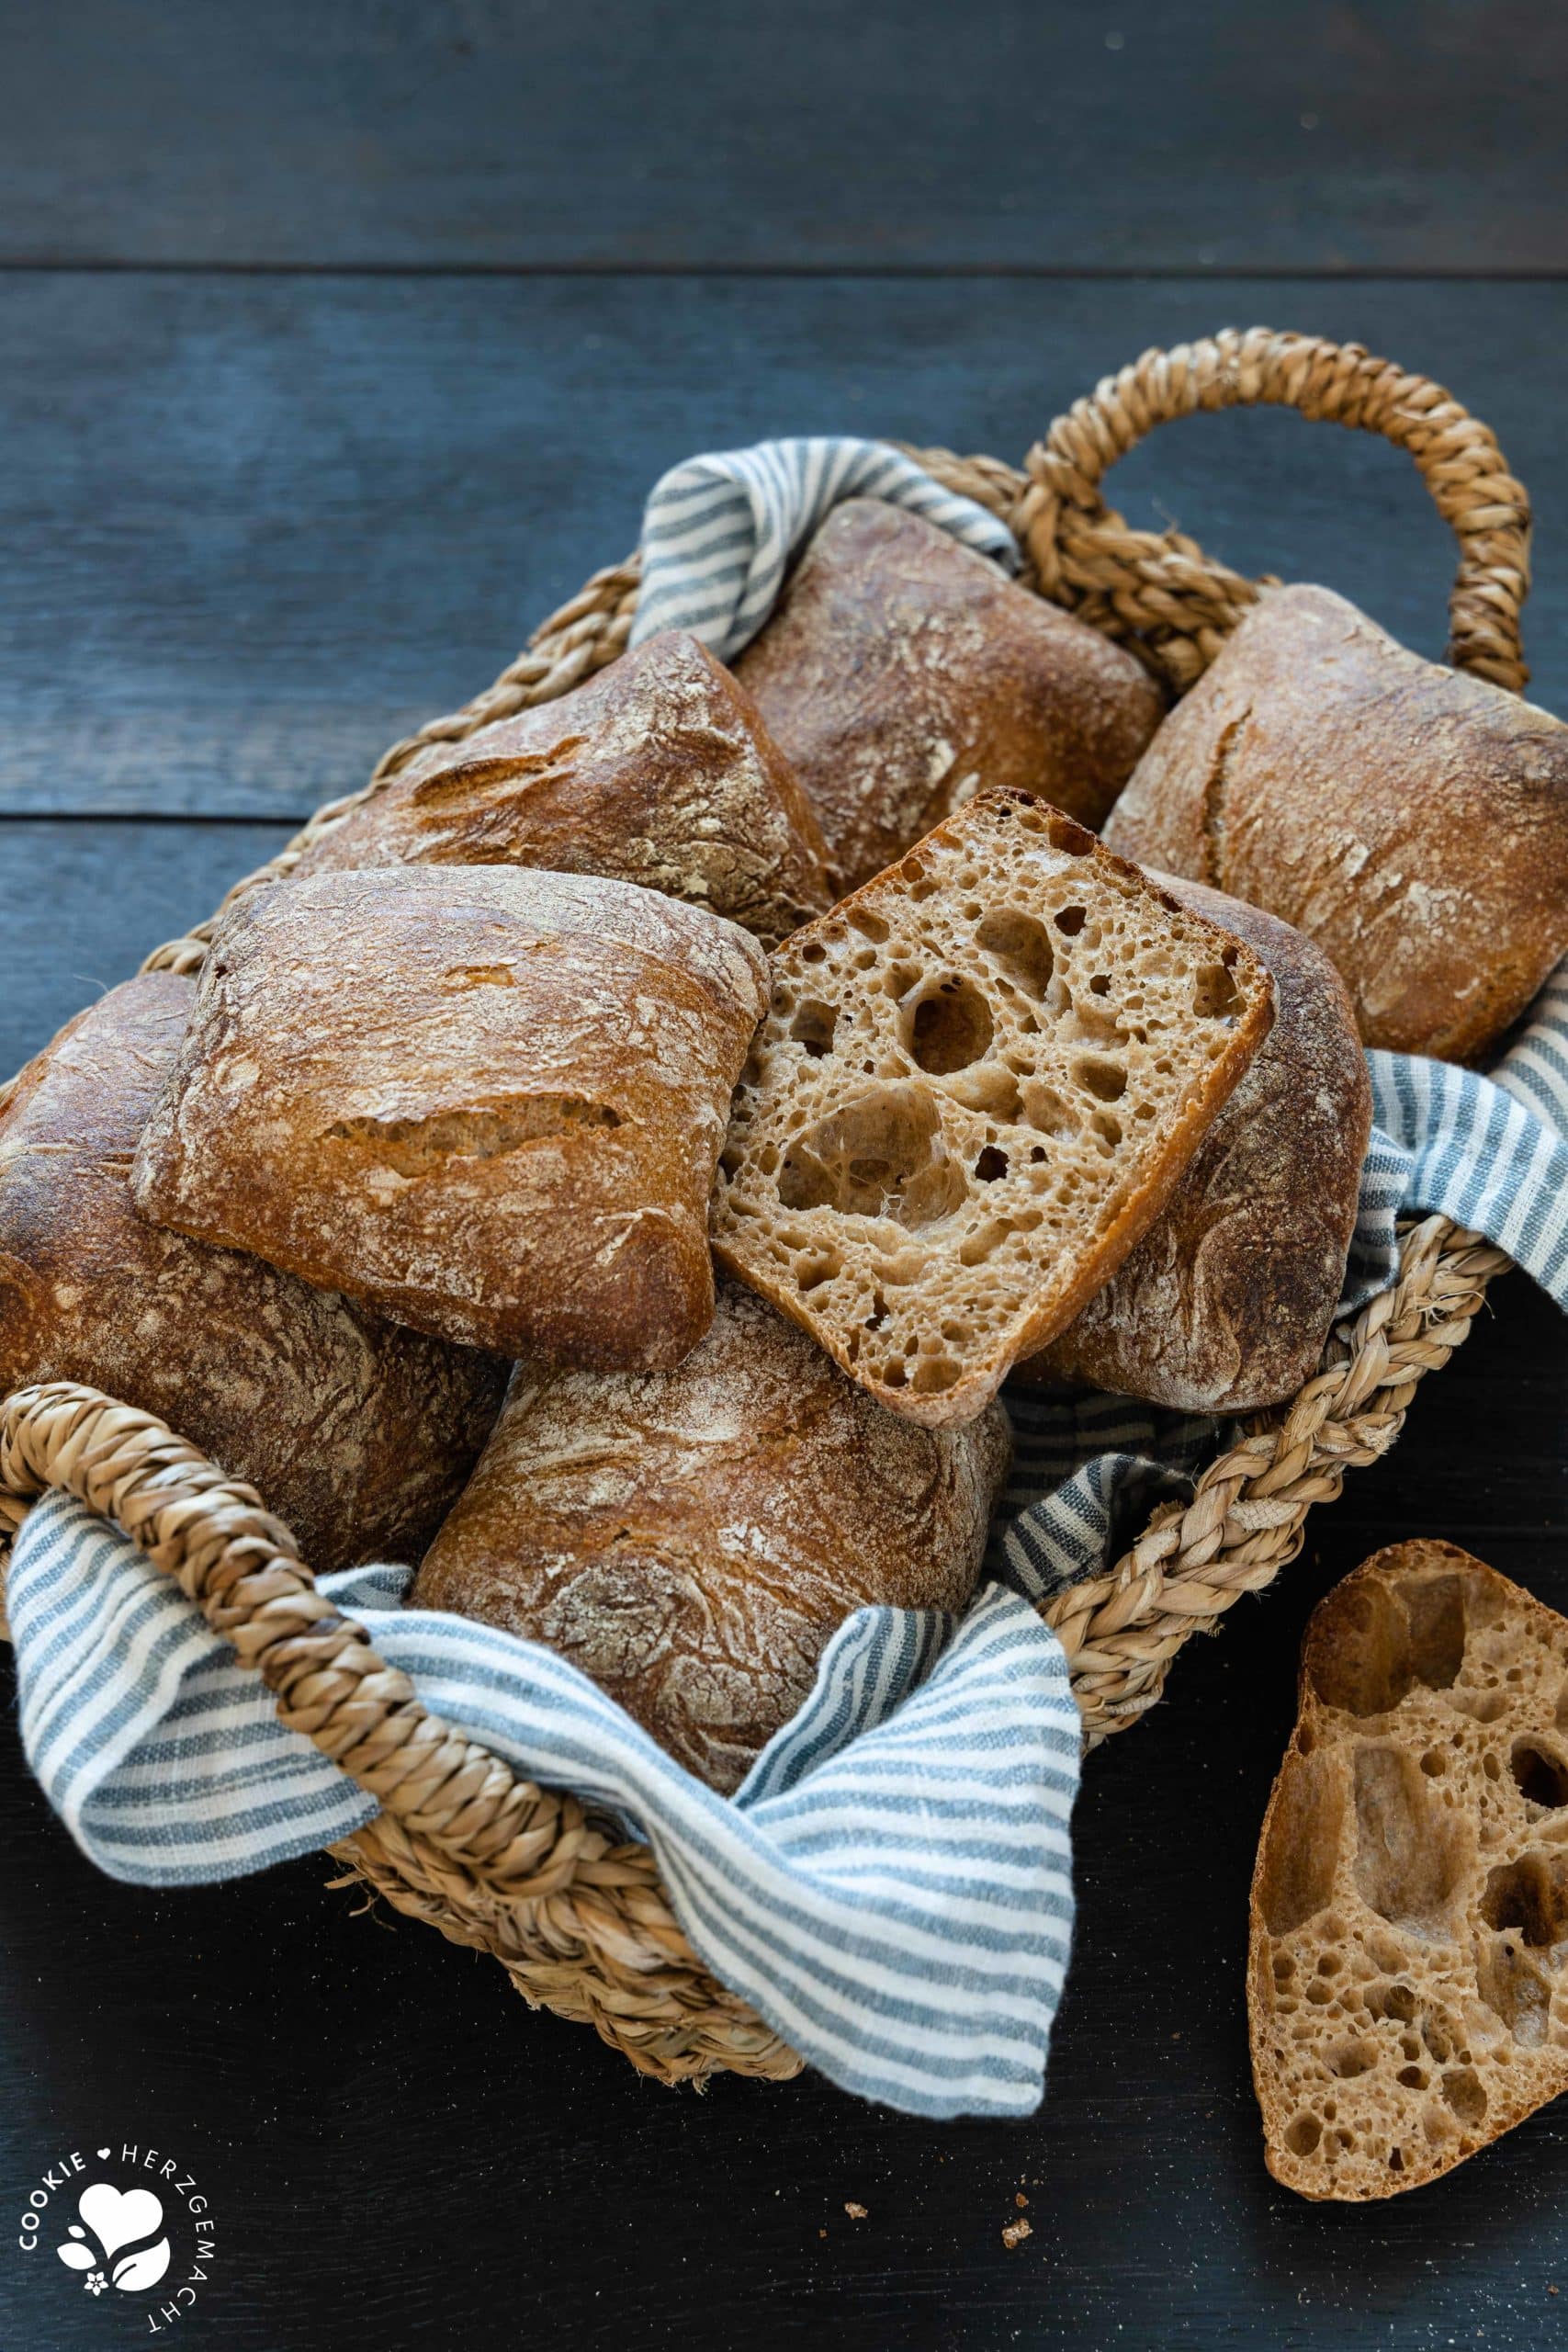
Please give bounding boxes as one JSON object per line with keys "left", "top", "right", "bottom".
{"left": 0, "top": 1381, "right": 620, "bottom": 1898}
{"left": 1011, "top": 326, "right": 1532, "bottom": 694}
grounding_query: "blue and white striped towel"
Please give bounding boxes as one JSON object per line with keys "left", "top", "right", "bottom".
{"left": 8, "top": 1500, "right": 1076, "bottom": 2120}
{"left": 6, "top": 437, "right": 1567, "bottom": 2120}
{"left": 631, "top": 436, "right": 1018, "bottom": 661}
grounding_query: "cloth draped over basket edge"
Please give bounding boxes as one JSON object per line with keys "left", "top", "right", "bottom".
{"left": 8, "top": 1505, "right": 1077, "bottom": 2120}
{"left": 5, "top": 436, "right": 1567, "bottom": 2121}
{"left": 630, "top": 436, "right": 1020, "bottom": 661}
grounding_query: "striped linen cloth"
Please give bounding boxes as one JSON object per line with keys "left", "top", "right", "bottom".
{"left": 6, "top": 437, "right": 1568, "bottom": 2120}
{"left": 8, "top": 1499, "right": 1077, "bottom": 2120}
{"left": 1350, "top": 958, "right": 1568, "bottom": 1309}
{"left": 630, "top": 436, "right": 1019, "bottom": 661}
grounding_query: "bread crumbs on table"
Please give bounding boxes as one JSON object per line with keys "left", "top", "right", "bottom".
{"left": 1015, "top": 2193, "right": 1029, "bottom": 2209}
{"left": 844, "top": 2202, "right": 868, "bottom": 2220}
{"left": 1002, "top": 2219, "right": 1032, "bottom": 2251}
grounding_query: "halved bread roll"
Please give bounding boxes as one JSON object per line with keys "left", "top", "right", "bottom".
{"left": 1252, "top": 1542, "right": 1568, "bottom": 2199}
{"left": 712, "top": 788, "right": 1274, "bottom": 1426}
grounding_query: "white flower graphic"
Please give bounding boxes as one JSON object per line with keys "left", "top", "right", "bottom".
{"left": 85, "top": 2271, "right": 107, "bottom": 2296}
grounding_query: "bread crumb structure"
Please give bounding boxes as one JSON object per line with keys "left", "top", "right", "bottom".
{"left": 713, "top": 788, "right": 1274, "bottom": 1425}
{"left": 296, "top": 629, "right": 832, "bottom": 949}
{"left": 413, "top": 1281, "right": 1010, "bottom": 1792}
{"left": 130, "top": 867, "right": 769, "bottom": 1366}
{"left": 1252, "top": 1542, "right": 1568, "bottom": 2200}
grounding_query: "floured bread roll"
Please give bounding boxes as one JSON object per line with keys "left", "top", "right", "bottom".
{"left": 712, "top": 788, "right": 1274, "bottom": 1426}
{"left": 1103, "top": 583, "right": 1568, "bottom": 1058}
{"left": 131, "top": 867, "right": 769, "bottom": 1366}
{"left": 0, "top": 975, "right": 505, "bottom": 1572}
{"left": 734, "top": 499, "right": 1166, "bottom": 892}
{"left": 1252, "top": 1542, "right": 1568, "bottom": 2200}
{"left": 413, "top": 1282, "right": 1010, "bottom": 1792}
{"left": 1017, "top": 878, "right": 1371, "bottom": 1412}
{"left": 294, "top": 629, "right": 831, "bottom": 948}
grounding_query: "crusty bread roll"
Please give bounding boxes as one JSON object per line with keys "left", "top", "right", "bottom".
{"left": 1017, "top": 878, "right": 1371, "bottom": 1412}
{"left": 295, "top": 629, "right": 832, "bottom": 949}
{"left": 1102, "top": 584, "right": 1568, "bottom": 1059}
{"left": 131, "top": 867, "right": 769, "bottom": 1366}
{"left": 712, "top": 787, "right": 1275, "bottom": 1427}
{"left": 733, "top": 499, "right": 1166, "bottom": 892}
{"left": 1, "top": 975, "right": 505, "bottom": 1572}
{"left": 413, "top": 1281, "right": 1011, "bottom": 1791}
{"left": 1251, "top": 1541, "right": 1568, "bottom": 2201}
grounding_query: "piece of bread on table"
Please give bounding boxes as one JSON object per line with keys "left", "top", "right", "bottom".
{"left": 1102, "top": 584, "right": 1568, "bottom": 1059}
{"left": 0, "top": 975, "right": 505, "bottom": 1573}
{"left": 1016, "top": 878, "right": 1371, "bottom": 1412}
{"left": 294, "top": 629, "right": 831, "bottom": 948}
{"left": 732, "top": 499, "right": 1166, "bottom": 893}
{"left": 1251, "top": 1541, "right": 1568, "bottom": 2201}
{"left": 413, "top": 1280, "right": 1011, "bottom": 1792}
{"left": 130, "top": 868, "right": 769, "bottom": 1367}
{"left": 711, "top": 788, "right": 1274, "bottom": 1427}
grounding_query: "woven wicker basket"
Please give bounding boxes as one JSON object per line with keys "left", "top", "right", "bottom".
{"left": 0, "top": 327, "right": 1524, "bottom": 2086}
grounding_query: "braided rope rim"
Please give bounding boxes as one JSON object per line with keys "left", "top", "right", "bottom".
{"left": 0, "top": 327, "right": 1526, "bottom": 2083}
{"left": 1015, "top": 324, "right": 1532, "bottom": 694}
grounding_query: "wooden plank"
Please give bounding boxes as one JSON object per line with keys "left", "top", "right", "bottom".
{"left": 6, "top": 272, "right": 1568, "bottom": 820}
{"left": 0, "top": 1277, "right": 1562, "bottom": 2348}
{"left": 0, "top": 820, "right": 292, "bottom": 1077}
{"left": 6, "top": 0, "right": 1568, "bottom": 271}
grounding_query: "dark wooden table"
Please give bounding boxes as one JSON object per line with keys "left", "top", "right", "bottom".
{"left": 4, "top": 8, "right": 1568, "bottom": 2346}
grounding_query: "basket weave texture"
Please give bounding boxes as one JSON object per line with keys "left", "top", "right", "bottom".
{"left": 0, "top": 328, "right": 1524, "bottom": 2085}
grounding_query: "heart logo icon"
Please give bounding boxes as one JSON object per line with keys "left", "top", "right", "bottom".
{"left": 96, "top": 2149, "right": 110, "bottom": 2161}
{"left": 78, "top": 2183, "right": 164, "bottom": 2262}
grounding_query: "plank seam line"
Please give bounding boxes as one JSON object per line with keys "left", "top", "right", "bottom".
{"left": 2, "top": 262, "right": 1568, "bottom": 284}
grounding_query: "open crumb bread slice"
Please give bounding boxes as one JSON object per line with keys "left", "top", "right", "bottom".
{"left": 711, "top": 787, "right": 1274, "bottom": 1425}
{"left": 1252, "top": 1541, "right": 1568, "bottom": 2201}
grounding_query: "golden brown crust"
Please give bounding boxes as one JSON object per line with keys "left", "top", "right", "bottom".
{"left": 1102, "top": 584, "right": 1568, "bottom": 1059}
{"left": 1018, "top": 879, "right": 1371, "bottom": 1412}
{"left": 1251, "top": 1542, "right": 1568, "bottom": 2200}
{"left": 295, "top": 629, "right": 832, "bottom": 949}
{"left": 733, "top": 499, "right": 1167, "bottom": 892}
{"left": 412, "top": 1281, "right": 1011, "bottom": 1791}
{"left": 712, "top": 788, "right": 1275, "bottom": 1427}
{"left": 130, "top": 868, "right": 769, "bottom": 1365}
{"left": 0, "top": 974, "right": 506, "bottom": 1573}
